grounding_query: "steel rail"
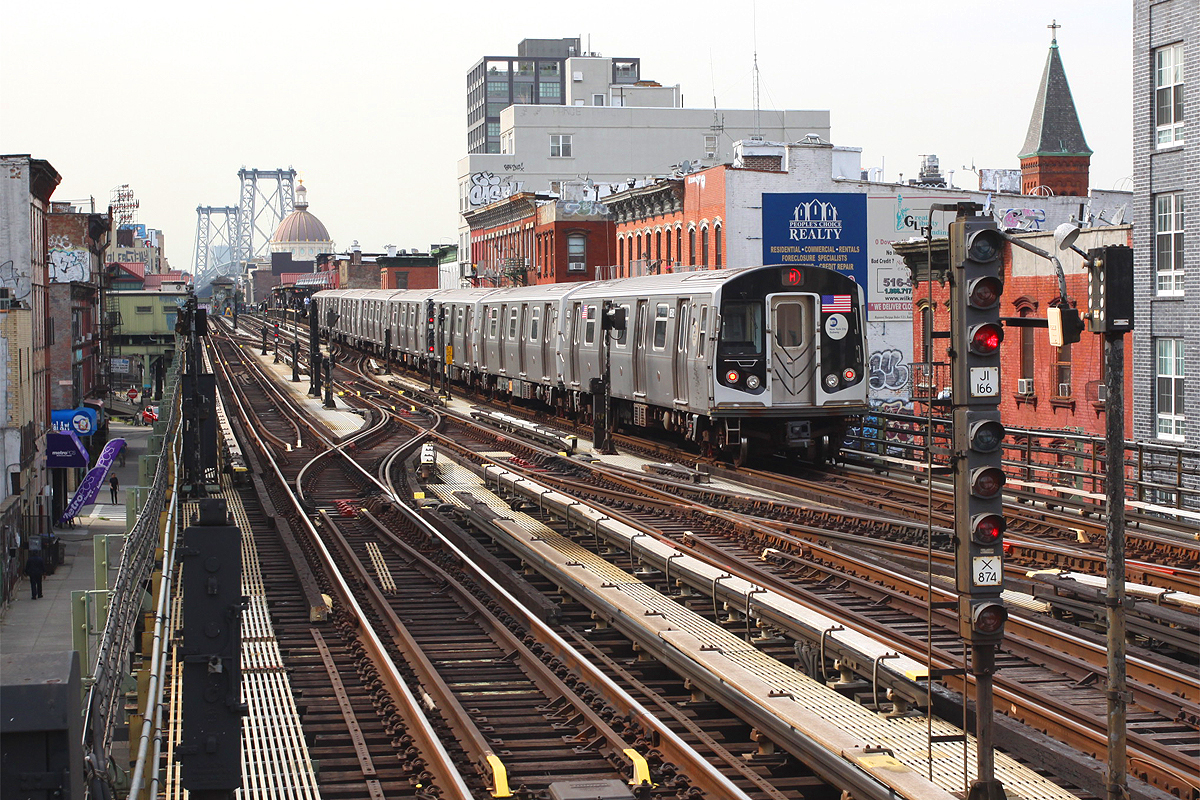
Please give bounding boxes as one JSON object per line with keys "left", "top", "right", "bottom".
{"left": 212, "top": 335, "right": 474, "bottom": 800}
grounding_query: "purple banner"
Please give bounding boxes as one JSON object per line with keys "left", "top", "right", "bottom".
{"left": 58, "top": 438, "right": 126, "bottom": 525}
{"left": 47, "top": 431, "right": 89, "bottom": 468}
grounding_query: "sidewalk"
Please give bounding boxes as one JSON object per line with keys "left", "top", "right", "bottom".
{"left": 0, "top": 421, "right": 151, "bottom": 655}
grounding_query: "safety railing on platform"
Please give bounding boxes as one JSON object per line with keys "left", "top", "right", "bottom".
{"left": 82, "top": 337, "right": 184, "bottom": 800}
{"left": 843, "top": 405, "right": 1200, "bottom": 512}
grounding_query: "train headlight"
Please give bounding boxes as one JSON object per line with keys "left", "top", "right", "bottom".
{"left": 725, "top": 369, "right": 740, "bottom": 384}
{"left": 824, "top": 374, "right": 839, "bottom": 389}
{"left": 745, "top": 374, "right": 761, "bottom": 390}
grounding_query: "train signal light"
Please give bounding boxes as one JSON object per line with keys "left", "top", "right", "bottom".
{"left": 1085, "top": 244, "right": 1134, "bottom": 334}
{"left": 425, "top": 299, "right": 436, "bottom": 353}
{"left": 950, "top": 210, "right": 1008, "bottom": 648}
{"left": 602, "top": 303, "right": 626, "bottom": 332}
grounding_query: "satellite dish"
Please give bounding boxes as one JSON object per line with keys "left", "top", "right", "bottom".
{"left": 680, "top": 160, "right": 692, "bottom": 173}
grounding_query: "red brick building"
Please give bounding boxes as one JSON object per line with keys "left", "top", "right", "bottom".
{"left": 1019, "top": 36, "right": 1092, "bottom": 197}
{"left": 465, "top": 191, "right": 616, "bottom": 286}
{"left": 606, "top": 168, "right": 729, "bottom": 277}
{"left": 904, "top": 225, "right": 1132, "bottom": 439}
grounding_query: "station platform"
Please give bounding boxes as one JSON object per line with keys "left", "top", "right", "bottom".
{"left": 0, "top": 421, "right": 151, "bottom": 654}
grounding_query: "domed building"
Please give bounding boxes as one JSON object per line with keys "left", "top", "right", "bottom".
{"left": 270, "top": 182, "right": 334, "bottom": 260}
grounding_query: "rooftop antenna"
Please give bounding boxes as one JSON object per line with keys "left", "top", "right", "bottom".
{"left": 752, "top": 1, "right": 761, "bottom": 137}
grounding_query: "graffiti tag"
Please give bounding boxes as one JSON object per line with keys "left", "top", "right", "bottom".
{"left": 49, "top": 235, "right": 90, "bottom": 283}
{"left": 868, "top": 349, "right": 911, "bottom": 392}
{"left": 999, "top": 207, "right": 1046, "bottom": 231}
{"left": 0, "top": 260, "right": 31, "bottom": 301}
{"left": 469, "top": 172, "right": 524, "bottom": 208}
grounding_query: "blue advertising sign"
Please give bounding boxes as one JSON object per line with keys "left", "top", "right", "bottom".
{"left": 59, "top": 438, "right": 125, "bottom": 525}
{"left": 46, "top": 432, "right": 89, "bottom": 468}
{"left": 51, "top": 407, "right": 99, "bottom": 437}
{"left": 761, "top": 193, "right": 867, "bottom": 288}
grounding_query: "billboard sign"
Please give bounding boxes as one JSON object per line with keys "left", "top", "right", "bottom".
{"left": 762, "top": 193, "right": 867, "bottom": 288}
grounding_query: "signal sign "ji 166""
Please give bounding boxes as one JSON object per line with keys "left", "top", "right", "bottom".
{"left": 970, "top": 367, "right": 999, "bottom": 397}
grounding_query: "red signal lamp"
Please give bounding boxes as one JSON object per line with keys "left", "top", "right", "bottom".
{"left": 971, "top": 513, "right": 1005, "bottom": 545}
{"left": 969, "top": 323, "right": 1003, "bottom": 355}
{"left": 970, "top": 466, "right": 1006, "bottom": 499}
{"left": 971, "top": 601, "right": 1008, "bottom": 635}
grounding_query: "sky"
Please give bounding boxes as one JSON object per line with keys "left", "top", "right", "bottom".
{"left": 1, "top": 1, "right": 1132, "bottom": 273}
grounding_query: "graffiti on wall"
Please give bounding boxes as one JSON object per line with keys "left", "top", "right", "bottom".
{"left": 48, "top": 234, "right": 90, "bottom": 283}
{"left": 469, "top": 172, "right": 525, "bottom": 208}
{"left": 998, "top": 207, "right": 1047, "bottom": 231}
{"left": 556, "top": 199, "right": 609, "bottom": 218}
{"left": 868, "top": 349, "right": 911, "bottom": 393}
{"left": 0, "top": 260, "right": 31, "bottom": 302}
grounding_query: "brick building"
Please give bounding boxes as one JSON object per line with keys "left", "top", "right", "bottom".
{"left": 377, "top": 247, "right": 441, "bottom": 290}
{"left": 465, "top": 193, "right": 538, "bottom": 285}
{"left": 1133, "top": 0, "right": 1196, "bottom": 448}
{"left": 900, "top": 226, "right": 1133, "bottom": 440}
{"left": 47, "top": 205, "right": 109, "bottom": 412}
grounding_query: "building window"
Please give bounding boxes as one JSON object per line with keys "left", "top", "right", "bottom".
{"left": 1155, "top": 192, "right": 1185, "bottom": 295}
{"left": 1054, "top": 344, "right": 1072, "bottom": 397}
{"left": 665, "top": 230, "right": 672, "bottom": 265}
{"left": 1156, "top": 338, "right": 1186, "bottom": 440}
{"left": 549, "top": 180, "right": 562, "bottom": 194}
{"left": 704, "top": 134, "right": 718, "bottom": 157}
{"left": 550, "top": 133, "right": 572, "bottom": 158}
{"left": 539, "top": 82, "right": 561, "bottom": 101}
{"left": 567, "top": 233, "right": 586, "bottom": 271}
{"left": 714, "top": 225, "right": 722, "bottom": 267}
{"left": 618, "top": 237, "right": 624, "bottom": 269}
{"left": 1155, "top": 44, "right": 1185, "bottom": 146}
{"left": 655, "top": 230, "right": 662, "bottom": 261}
{"left": 676, "top": 228, "right": 682, "bottom": 266}
{"left": 1020, "top": 308, "right": 1035, "bottom": 390}
{"left": 136, "top": 305, "right": 152, "bottom": 313}
{"left": 701, "top": 227, "right": 709, "bottom": 267}
{"left": 689, "top": 228, "right": 696, "bottom": 266}
{"left": 593, "top": 94, "right": 605, "bottom": 106}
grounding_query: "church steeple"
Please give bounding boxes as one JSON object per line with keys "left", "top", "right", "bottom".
{"left": 1019, "top": 21, "right": 1092, "bottom": 196}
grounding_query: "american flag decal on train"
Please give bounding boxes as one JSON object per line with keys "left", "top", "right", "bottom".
{"left": 821, "top": 295, "right": 852, "bottom": 313}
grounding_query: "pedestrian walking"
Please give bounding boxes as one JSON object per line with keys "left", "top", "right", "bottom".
{"left": 110, "top": 474, "right": 119, "bottom": 504}
{"left": 25, "top": 550, "right": 45, "bottom": 599}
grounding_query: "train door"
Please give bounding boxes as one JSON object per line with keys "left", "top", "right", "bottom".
{"left": 632, "top": 300, "right": 648, "bottom": 397}
{"left": 769, "top": 295, "right": 816, "bottom": 404}
{"left": 464, "top": 307, "right": 474, "bottom": 366}
{"left": 569, "top": 302, "right": 582, "bottom": 386}
{"left": 673, "top": 299, "right": 690, "bottom": 404}
{"left": 516, "top": 305, "right": 527, "bottom": 376}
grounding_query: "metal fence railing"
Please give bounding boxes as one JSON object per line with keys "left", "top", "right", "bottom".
{"left": 82, "top": 336, "right": 183, "bottom": 800}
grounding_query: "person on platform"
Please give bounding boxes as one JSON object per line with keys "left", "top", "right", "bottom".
{"left": 24, "top": 550, "right": 44, "bottom": 599}
{"left": 109, "top": 474, "right": 119, "bottom": 504}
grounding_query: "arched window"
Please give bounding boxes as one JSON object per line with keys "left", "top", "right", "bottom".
{"left": 666, "top": 229, "right": 672, "bottom": 265}
{"left": 676, "top": 228, "right": 682, "bottom": 266}
{"left": 655, "top": 230, "right": 662, "bottom": 261}
{"left": 701, "top": 227, "right": 709, "bottom": 267}
{"left": 714, "top": 225, "right": 722, "bottom": 268}
{"left": 689, "top": 228, "right": 696, "bottom": 266}
{"left": 618, "top": 237, "right": 624, "bottom": 270}
{"left": 636, "top": 233, "right": 643, "bottom": 263}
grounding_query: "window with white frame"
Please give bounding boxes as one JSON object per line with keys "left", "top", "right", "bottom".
{"left": 593, "top": 94, "right": 605, "bottom": 106}
{"left": 1156, "top": 338, "right": 1186, "bottom": 440}
{"left": 550, "top": 134, "right": 572, "bottom": 158}
{"left": 704, "top": 134, "right": 718, "bottom": 157}
{"left": 1156, "top": 192, "right": 1185, "bottom": 295}
{"left": 1156, "top": 44, "right": 1185, "bottom": 146}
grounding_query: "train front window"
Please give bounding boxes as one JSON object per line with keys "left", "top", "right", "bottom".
{"left": 775, "top": 302, "right": 804, "bottom": 348}
{"left": 719, "top": 301, "right": 763, "bottom": 354}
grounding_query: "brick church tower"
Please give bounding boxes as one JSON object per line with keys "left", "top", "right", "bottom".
{"left": 1019, "top": 26, "right": 1092, "bottom": 196}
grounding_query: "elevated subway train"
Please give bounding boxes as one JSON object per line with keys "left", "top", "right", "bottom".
{"left": 314, "top": 264, "right": 868, "bottom": 462}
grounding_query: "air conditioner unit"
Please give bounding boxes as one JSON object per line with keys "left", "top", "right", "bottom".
{"left": 1097, "top": 384, "right": 1108, "bottom": 402}
{"left": 568, "top": 261, "right": 586, "bottom": 272}
{"left": 1058, "top": 383, "right": 1072, "bottom": 397}
{"left": 705, "top": 150, "right": 717, "bottom": 159}
{"left": 1016, "top": 378, "right": 1034, "bottom": 395}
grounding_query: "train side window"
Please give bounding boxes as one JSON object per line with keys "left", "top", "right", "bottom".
{"left": 508, "top": 307, "right": 518, "bottom": 339}
{"left": 584, "top": 305, "right": 596, "bottom": 345}
{"left": 615, "top": 304, "right": 630, "bottom": 346}
{"left": 530, "top": 307, "right": 541, "bottom": 341}
{"left": 489, "top": 307, "right": 499, "bottom": 339}
{"left": 653, "top": 304, "right": 669, "bottom": 349}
